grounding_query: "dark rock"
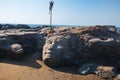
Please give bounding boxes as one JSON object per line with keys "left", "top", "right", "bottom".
{"left": 0, "top": 36, "right": 24, "bottom": 60}
{"left": 2, "top": 24, "right": 16, "bottom": 29}
{"left": 0, "top": 29, "right": 39, "bottom": 60}
{"left": 0, "top": 24, "right": 2, "bottom": 29}
{"left": 36, "top": 27, "right": 49, "bottom": 59}
{"left": 10, "top": 34, "right": 38, "bottom": 55}
{"left": 42, "top": 26, "right": 120, "bottom": 67}
{"left": 16, "top": 24, "right": 31, "bottom": 29}
{"left": 115, "top": 61, "right": 120, "bottom": 73}
{"left": 1, "top": 24, "right": 31, "bottom": 29}
{"left": 36, "top": 25, "right": 49, "bottom": 29}
{"left": 78, "top": 63, "right": 98, "bottom": 75}
{"left": 0, "top": 35, "right": 24, "bottom": 60}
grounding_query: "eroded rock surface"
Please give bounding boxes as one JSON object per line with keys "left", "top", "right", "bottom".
{"left": 78, "top": 63, "right": 117, "bottom": 79}
{"left": 95, "top": 66, "right": 117, "bottom": 79}
{"left": 78, "top": 63, "right": 97, "bottom": 75}
{"left": 0, "top": 29, "right": 39, "bottom": 60}
{"left": 1, "top": 25, "right": 120, "bottom": 79}
{"left": 43, "top": 26, "right": 120, "bottom": 67}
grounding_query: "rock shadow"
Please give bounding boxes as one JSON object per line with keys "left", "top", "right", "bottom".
{"left": 49, "top": 62, "right": 120, "bottom": 75}
{"left": 51, "top": 65, "right": 80, "bottom": 74}
{"left": 0, "top": 54, "right": 41, "bottom": 69}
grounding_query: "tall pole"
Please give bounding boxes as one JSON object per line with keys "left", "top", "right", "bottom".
{"left": 50, "top": 6, "right": 52, "bottom": 31}
{"left": 49, "top": 0, "right": 54, "bottom": 32}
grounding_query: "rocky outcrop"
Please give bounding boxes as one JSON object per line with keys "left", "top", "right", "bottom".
{"left": 78, "top": 63, "right": 97, "bottom": 75}
{"left": 0, "top": 23, "right": 52, "bottom": 60}
{"left": 1, "top": 25, "right": 120, "bottom": 79}
{"left": 95, "top": 66, "right": 117, "bottom": 79}
{"left": 0, "top": 24, "right": 31, "bottom": 29}
{"left": 78, "top": 63, "right": 117, "bottom": 79}
{"left": 42, "top": 26, "right": 120, "bottom": 67}
{"left": 36, "top": 27, "right": 49, "bottom": 59}
{"left": 2, "top": 24, "right": 16, "bottom": 29}
{"left": 0, "top": 24, "right": 2, "bottom": 29}
{"left": 0, "top": 29, "right": 39, "bottom": 60}
{"left": 16, "top": 24, "right": 31, "bottom": 29}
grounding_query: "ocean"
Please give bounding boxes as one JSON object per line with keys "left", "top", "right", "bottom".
{"left": 117, "top": 27, "right": 120, "bottom": 30}
{"left": 0, "top": 23, "right": 120, "bottom": 29}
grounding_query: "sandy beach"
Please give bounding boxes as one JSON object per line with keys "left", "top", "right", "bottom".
{"left": 0, "top": 54, "right": 105, "bottom": 80}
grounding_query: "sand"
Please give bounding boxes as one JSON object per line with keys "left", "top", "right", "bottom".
{"left": 0, "top": 55, "right": 105, "bottom": 80}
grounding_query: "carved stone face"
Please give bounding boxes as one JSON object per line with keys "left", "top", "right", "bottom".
{"left": 42, "top": 35, "right": 74, "bottom": 67}
{"left": 11, "top": 44, "right": 23, "bottom": 54}
{"left": 42, "top": 26, "right": 120, "bottom": 67}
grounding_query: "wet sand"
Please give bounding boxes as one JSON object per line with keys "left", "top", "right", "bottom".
{"left": 0, "top": 55, "right": 105, "bottom": 80}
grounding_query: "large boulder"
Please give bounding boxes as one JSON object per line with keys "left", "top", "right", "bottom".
{"left": 42, "top": 26, "right": 120, "bottom": 67}
{"left": 0, "top": 29, "right": 39, "bottom": 60}
{"left": 0, "top": 36, "right": 24, "bottom": 60}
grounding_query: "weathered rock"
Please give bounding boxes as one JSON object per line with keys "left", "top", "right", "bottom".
{"left": 10, "top": 44, "right": 23, "bottom": 54}
{"left": 16, "top": 24, "right": 31, "bottom": 29}
{"left": 0, "top": 42, "right": 24, "bottom": 60}
{"left": 78, "top": 63, "right": 98, "bottom": 75}
{"left": 1, "top": 24, "right": 31, "bottom": 29}
{"left": 36, "top": 27, "right": 49, "bottom": 59}
{"left": 42, "top": 26, "right": 120, "bottom": 67}
{"left": 0, "top": 24, "right": 2, "bottom": 29}
{"left": 2, "top": 24, "right": 16, "bottom": 29}
{"left": 0, "top": 29, "right": 39, "bottom": 60}
{"left": 39, "top": 27, "right": 49, "bottom": 34}
{"left": 78, "top": 63, "right": 118, "bottom": 79}
{"left": 43, "top": 34, "right": 78, "bottom": 67}
{"left": 95, "top": 66, "right": 117, "bottom": 79}
{"left": 0, "top": 42, "right": 23, "bottom": 54}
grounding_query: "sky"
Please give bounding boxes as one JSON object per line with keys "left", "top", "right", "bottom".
{"left": 0, "top": 0, "right": 120, "bottom": 26}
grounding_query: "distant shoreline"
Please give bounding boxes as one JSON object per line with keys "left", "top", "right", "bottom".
{"left": 0, "top": 23, "right": 119, "bottom": 29}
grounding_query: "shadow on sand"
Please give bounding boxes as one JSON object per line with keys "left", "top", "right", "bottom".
{"left": 53, "top": 66, "right": 80, "bottom": 74}
{"left": 0, "top": 54, "right": 41, "bottom": 69}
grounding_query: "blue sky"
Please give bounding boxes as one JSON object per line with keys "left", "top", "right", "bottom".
{"left": 0, "top": 0, "right": 120, "bottom": 26}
